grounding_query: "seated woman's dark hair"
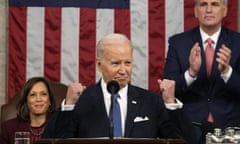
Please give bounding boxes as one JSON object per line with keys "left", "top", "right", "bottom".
{"left": 16, "top": 77, "right": 56, "bottom": 121}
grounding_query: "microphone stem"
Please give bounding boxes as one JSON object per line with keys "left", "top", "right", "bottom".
{"left": 109, "top": 94, "right": 114, "bottom": 139}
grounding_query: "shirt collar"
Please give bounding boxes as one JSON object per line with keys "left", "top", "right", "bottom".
{"left": 200, "top": 27, "right": 221, "bottom": 44}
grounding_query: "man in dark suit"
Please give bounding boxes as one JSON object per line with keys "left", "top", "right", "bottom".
{"left": 42, "top": 33, "right": 196, "bottom": 143}
{"left": 163, "top": 0, "right": 240, "bottom": 142}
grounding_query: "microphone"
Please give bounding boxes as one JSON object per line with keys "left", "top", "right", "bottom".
{"left": 107, "top": 80, "right": 120, "bottom": 139}
{"left": 107, "top": 80, "right": 120, "bottom": 95}
{"left": 192, "top": 121, "right": 216, "bottom": 134}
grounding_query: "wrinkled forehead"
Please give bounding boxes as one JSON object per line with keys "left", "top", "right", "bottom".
{"left": 194, "top": 0, "right": 227, "bottom": 5}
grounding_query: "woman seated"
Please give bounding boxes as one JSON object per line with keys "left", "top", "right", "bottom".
{"left": 0, "top": 77, "right": 56, "bottom": 144}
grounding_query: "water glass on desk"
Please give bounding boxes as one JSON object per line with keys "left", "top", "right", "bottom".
{"left": 15, "top": 132, "right": 30, "bottom": 144}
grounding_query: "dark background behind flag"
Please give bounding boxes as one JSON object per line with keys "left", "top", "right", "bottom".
{"left": 7, "top": 0, "right": 238, "bottom": 101}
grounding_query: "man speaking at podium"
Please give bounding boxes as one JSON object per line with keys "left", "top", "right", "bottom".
{"left": 42, "top": 33, "right": 197, "bottom": 144}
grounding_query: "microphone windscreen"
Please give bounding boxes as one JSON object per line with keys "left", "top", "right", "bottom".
{"left": 107, "top": 80, "right": 120, "bottom": 95}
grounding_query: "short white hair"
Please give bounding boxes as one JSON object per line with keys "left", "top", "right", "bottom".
{"left": 96, "top": 33, "right": 131, "bottom": 58}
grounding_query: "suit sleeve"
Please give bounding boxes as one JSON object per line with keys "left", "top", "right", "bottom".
{"left": 42, "top": 109, "right": 76, "bottom": 138}
{"left": 0, "top": 121, "right": 10, "bottom": 144}
{"left": 155, "top": 93, "right": 197, "bottom": 143}
{"left": 226, "top": 66, "right": 240, "bottom": 95}
{"left": 167, "top": 109, "right": 197, "bottom": 144}
{"left": 163, "top": 37, "right": 190, "bottom": 97}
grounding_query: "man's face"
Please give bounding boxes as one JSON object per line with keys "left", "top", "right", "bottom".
{"left": 194, "top": 0, "right": 227, "bottom": 30}
{"left": 97, "top": 42, "right": 133, "bottom": 88}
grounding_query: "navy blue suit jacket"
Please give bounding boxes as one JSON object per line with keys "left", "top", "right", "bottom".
{"left": 43, "top": 81, "right": 196, "bottom": 143}
{"left": 163, "top": 26, "right": 240, "bottom": 140}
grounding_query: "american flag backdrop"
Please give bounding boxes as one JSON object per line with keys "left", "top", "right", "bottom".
{"left": 8, "top": 0, "right": 238, "bottom": 101}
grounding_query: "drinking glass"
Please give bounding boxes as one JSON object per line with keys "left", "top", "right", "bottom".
{"left": 14, "top": 131, "right": 30, "bottom": 144}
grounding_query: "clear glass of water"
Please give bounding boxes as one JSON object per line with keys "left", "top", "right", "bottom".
{"left": 14, "top": 132, "right": 30, "bottom": 144}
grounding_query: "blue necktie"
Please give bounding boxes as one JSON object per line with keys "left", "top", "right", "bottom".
{"left": 110, "top": 93, "right": 122, "bottom": 137}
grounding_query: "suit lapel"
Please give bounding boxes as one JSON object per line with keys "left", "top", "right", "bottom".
{"left": 124, "top": 85, "right": 143, "bottom": 137}
{"left": 94, "top": 82, "right": 111, "bottom": 130}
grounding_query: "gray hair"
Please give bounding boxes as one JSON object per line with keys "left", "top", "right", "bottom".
{"left": 96, "top": 33, "right": 132, "bottom": 58}
{"left": 194, "top": 0, "right": 227, "bottom": 5}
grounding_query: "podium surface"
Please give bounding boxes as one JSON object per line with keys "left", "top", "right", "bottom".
{"left": 36, "top": 138, "right": 186, "bottom": 144}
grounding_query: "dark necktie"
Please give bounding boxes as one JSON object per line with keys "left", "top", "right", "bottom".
{"left": 205, "top": 38, "right": 214, "bottom": 77}
{"left": 109, "top": 93, "right": 122, "bottom": 137}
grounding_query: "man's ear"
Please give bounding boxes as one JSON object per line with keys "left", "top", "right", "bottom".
{"left": 223, "top": 6, "right": 227, "bottom": 17}
{"left": 194, "top": 6, "right": 198, "bottom": 18}
{"left": 96, "top": 58, "right": 101, "bottom": 71}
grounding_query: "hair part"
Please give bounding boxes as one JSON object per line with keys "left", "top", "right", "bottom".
{"left": 17, "top": 77, "right": 56, "bottom": 121}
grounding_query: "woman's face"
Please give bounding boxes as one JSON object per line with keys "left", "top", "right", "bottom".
{"left": 27, "top": 82, "right": 51, "bottom": 116}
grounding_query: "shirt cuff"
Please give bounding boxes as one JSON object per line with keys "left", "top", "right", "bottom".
{"left": 61, "top": 99, "right": 75, "bottom": 111}
{"left": 221, "top": 66, "right": 232, "bottom": 83}
{"left": 165, "top": 98, "right": 183, "bottom": 110}
{"left": 184, "top": 70, "right": 197, "bottom": 86}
